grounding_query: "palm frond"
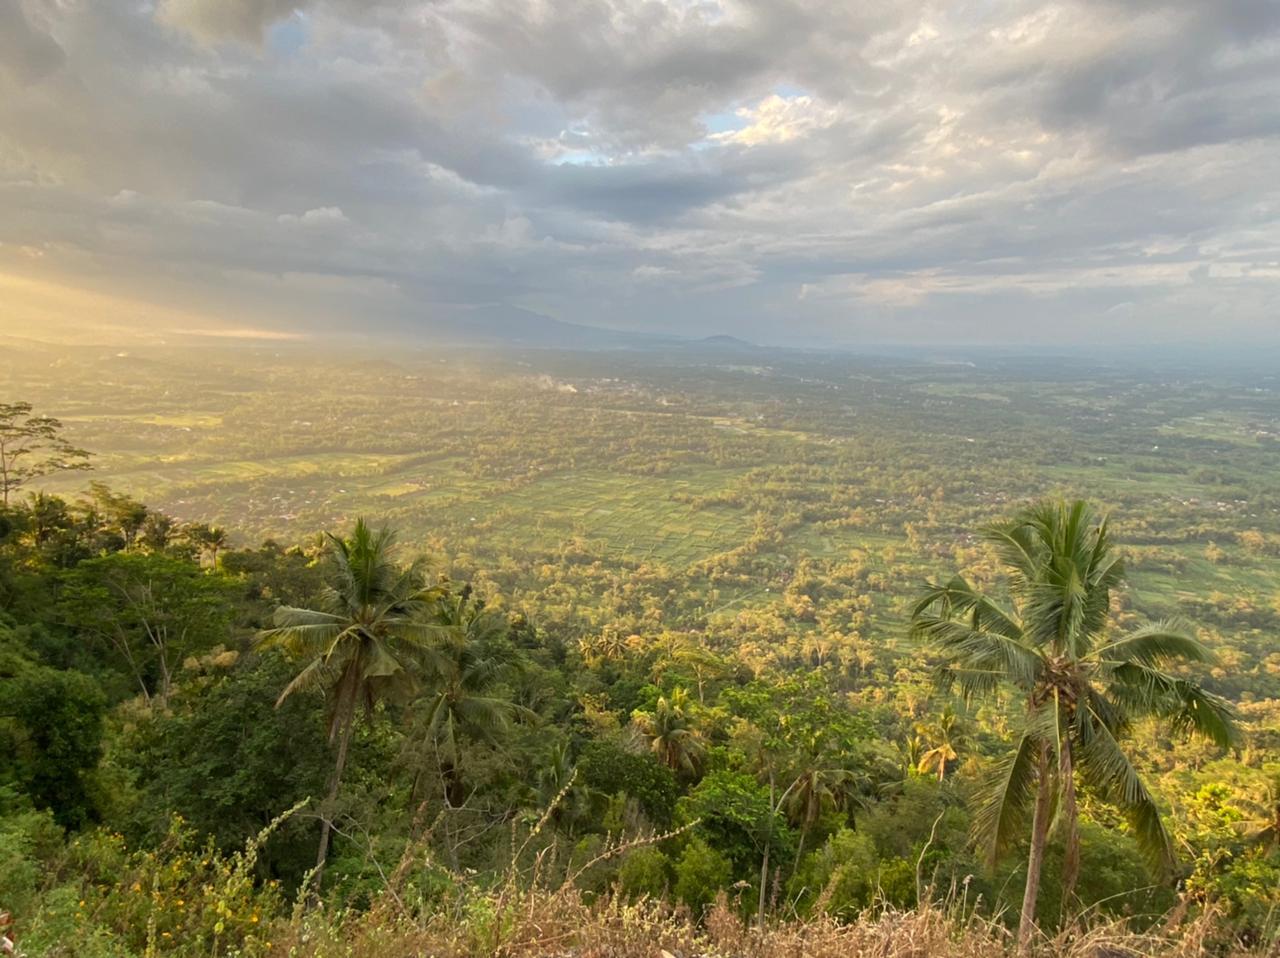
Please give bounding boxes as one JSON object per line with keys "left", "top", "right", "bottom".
{"left": 1105, "top": 662, "right": 1238, "bottom": 748}
{"left": 912, "top": 615, "right": 1043, "bottom": 692}
{"left": 1074, "top": 703, "right": 1175, "bottom": 875}
{"left": 256, "top": 617, "right": 344, "bottom": 657}
{"left": 972, "top": 708, "right": 1054, "bottom": 866}
{"left": 274, "top": 655, "right": 330, "bottom": 705}
{"left": 1099, "top": 623, "right": 1214, "bottom": 667}
{"left": 910, "top": 576, "right": 1022, "bottom": 640}
{"left": 981, "top": 521, "right": 1042, "bottom": 591}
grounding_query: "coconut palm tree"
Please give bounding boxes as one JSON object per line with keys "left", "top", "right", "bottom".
{"left": 632, "top": 686, "right": 705, "bottom": 777}
{"left": 412, "top": 586, "right": 529, "bottom": 807}
{"left": 257, "top": 519, "right": 441, "bottom": 880}
{"left": 917, "top": 705, "right": 967, "bottom": 782}
{"left": 187, "top": 522, "right": 228, "bottom": 568}
{"left": 911, "top": 500, "right": 1236, "bottom": 953}
{"left": 783, "top": 763, "right": 857, "bottom": 866}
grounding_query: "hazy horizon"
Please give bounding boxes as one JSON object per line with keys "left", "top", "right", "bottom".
{"left": 2, "top": 0, "right": 1279, "bottom": 347}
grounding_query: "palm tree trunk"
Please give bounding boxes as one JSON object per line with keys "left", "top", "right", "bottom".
{"left": 757, "top": 842, "right": 770, "bottom": 931}
{"left": 1059, "top": 739, "right": 1080, "bottom": 914}
{"left": 1018, "top": 743, "right": 1053, "bottom": 956}
{"left": 758, "top": 770, "right": 775, "bottom": 932}
{"left": 791, "top": 822, "right": 808, "bottom": 881}
{"left": 314, "top": 711, "right": 354, "bottom": 883}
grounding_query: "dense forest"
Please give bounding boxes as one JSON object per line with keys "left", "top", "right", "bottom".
{"left": 2, "top": 347, "right": 1279, "bottom": 957}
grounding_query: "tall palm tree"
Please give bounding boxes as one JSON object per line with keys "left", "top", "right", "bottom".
{"left": 257, "top": 519, "right": 441, "bottom": 879}
{"left": 911, "top": 500, "right": 1236, "bottom": 953}
{"left": 631, "top": 686, "right": 705, "bottom": 776}
{"left": 412, "top": 586, "right": 529, "bottom": 806}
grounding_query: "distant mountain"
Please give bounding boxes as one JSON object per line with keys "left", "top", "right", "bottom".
{"left": 417, "top": 305, "right": 674, "bottom": 350}
{"left": 697, "top": 334, "right": 759, "bottom": 349}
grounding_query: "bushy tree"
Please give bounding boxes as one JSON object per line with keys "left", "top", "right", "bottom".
{"left": 673, "top": 838, "right": 732, "bottom": 912}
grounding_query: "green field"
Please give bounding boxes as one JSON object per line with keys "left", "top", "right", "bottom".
{"left": 6, "top": 336, "right": 1279, "bottom": 697}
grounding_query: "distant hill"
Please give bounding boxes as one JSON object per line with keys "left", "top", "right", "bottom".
{"left": 416, "top": 305, "right": 675, "bottom": 350}
{"left": 697, "top": 334, "right": 759, "bottom": 349}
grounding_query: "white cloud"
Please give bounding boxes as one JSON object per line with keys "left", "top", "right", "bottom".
{"left": 278, "top": 205, "right": 348, "bottom": 226}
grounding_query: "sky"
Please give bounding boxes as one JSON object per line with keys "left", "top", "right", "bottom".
{"left": 1, "top": 0, "right": 1278, "bottom": 347}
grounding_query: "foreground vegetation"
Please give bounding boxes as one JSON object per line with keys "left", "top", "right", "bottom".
{"left": 2, "top": 478, "right": 1278, "bottom": 955}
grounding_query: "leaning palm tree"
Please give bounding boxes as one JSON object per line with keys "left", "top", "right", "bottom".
{"left": 257, "top": 519, "right": 441, "bottom": 879}
{"left": 911, "top": 500, "right": 1236, "bottom": 953}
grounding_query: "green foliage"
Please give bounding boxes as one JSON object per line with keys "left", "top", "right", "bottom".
{"left": 0, "top": 799, "right": 63, "bottom": 918}
{"left": 790, "top": 828, "right": 880, "bottom": 918}
{"left": 4, "top": 662, "right": 106, "bottom": 827}
{"left": 616, "top": 846, "right": 670, "bottom": 900}
{"left": 577, "top": 740, "right": 678, "bottom": 827}
{"left": 109, "top": 652, "right": 331, "bottom": 883}
{"left": 24, "top": 814, "right": 288, "bottom": 957}
{"left": 59, "top": 550, "right": 236, "bottom": 705}
{"left": 1031, "top": 823, "right": 1172, "bottom": 927}
{"left": 678, "top": 770, "right": 790, "bottom": 876}
{"left": 673, "top": 837, "right": 733, "bottom": 911}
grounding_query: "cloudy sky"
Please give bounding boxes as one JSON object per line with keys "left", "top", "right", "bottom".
{"left": 2, "top": 0, "right": 1278, "bottom": 346}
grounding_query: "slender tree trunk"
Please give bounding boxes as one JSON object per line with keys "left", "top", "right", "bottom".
{"left": 791, "top": 822, "right": 808, "bottom": 881}
{"left": 1059, "top": 739, "right": 1080, "bottom": 914}
{"left": 1017, "top": 744, "right": 1054, "bottom": 956}
{"left": 314, "top": 712, "right": 354, "bottom": 883}
{"left": 758, "top": 770, "right": 775, "bottom": 932}
{"left": 757, "top": 842, "right": 770, "bottom": 931}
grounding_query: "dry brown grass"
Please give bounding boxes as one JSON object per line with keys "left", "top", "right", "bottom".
{"left": 262, "top": 889, "right": 1277, "bottom": 958}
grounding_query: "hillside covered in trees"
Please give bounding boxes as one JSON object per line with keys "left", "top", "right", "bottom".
{"left": 2, "top": 376, "right": 1280, "bottom": 956}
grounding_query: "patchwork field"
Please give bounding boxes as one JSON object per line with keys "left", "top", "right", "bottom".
{"left": 6, "top": 336, "right": 1279, "bottom": 696}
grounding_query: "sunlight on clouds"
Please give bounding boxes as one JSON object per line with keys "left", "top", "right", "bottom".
{"left": 709, "top": 93, "right": 838, "bottom": 146}
{"left": 0, "top": 272, "right": 300, "bottom": 342}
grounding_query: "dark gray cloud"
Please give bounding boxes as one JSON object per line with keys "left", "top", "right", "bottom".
{"left": 0, "top": 0, "right": 1277, "bottom": 345}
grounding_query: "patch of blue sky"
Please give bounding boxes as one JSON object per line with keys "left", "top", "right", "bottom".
{"left": 269, "top": 15, "right": 308, "bottom": 58}
{"left": 702, "top": 110, "right": 746, "bottom": 134}
{"left": 772, "top": 82, "right": 808, "bottom": 98}
{"left": 553, "top": 149, "right": 608, "bottom": 167}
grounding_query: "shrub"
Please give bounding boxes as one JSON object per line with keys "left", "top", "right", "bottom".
{"left": 616, "top": 846, "right": 670, "bottom": 900}
{"left": 673, "top": 838, "right": 732, "bottom": 912}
